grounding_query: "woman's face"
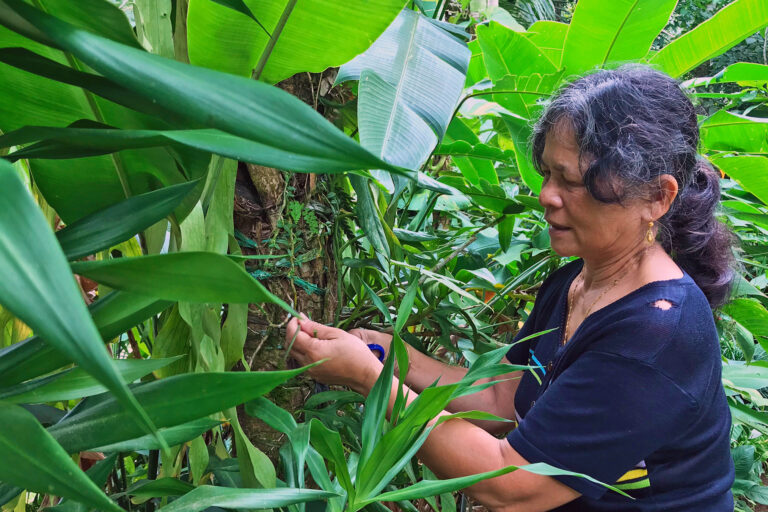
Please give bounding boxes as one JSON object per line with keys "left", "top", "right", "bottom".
{"left": 537, "top": 123, "right": 647, "bottom": 261}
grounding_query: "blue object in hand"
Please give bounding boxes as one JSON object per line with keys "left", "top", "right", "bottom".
{"left": 367, "top": 343, "right": 386, "bottom": 362}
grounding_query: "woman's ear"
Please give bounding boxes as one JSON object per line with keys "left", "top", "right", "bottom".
{"left": 650, "top": 175, "right": 678, "bottom": 220}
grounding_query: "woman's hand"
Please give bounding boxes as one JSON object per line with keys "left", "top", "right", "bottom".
{"left": 286, "top": 315, "right": 383, "bottom": 394}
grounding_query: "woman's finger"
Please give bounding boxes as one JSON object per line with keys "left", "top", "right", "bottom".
{"left": 298, "top": 317, "right": 343, "bottom": 339}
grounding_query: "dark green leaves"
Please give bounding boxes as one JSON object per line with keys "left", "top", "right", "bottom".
{"left": 0, "top": 403, "right": 122, "bottom": 512}
{"left": 0, "top": 160, "right": 162, "bottom": 449}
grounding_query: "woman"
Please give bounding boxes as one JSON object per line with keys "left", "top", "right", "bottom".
{"left": 287, "top": 67, "right": 735, "bottom": 511}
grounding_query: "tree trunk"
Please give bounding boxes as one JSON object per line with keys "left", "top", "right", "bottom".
{"left": 233, "top": 71, "right": 342, "bottom": 458}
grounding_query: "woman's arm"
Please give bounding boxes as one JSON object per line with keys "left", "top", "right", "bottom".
{"left": 350, "top": 329, "right": 521, "bottom": 434}
{"left": 289, "top": 317, "right": 579, "bottom": 512}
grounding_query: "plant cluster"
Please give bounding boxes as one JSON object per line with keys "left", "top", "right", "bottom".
{"left": 0, "top": 0, "right": 768, "bottom": 511}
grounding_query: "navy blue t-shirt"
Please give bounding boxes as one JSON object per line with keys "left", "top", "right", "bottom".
{"left": 506, "top": 260, "right": 734, "bottom": 511}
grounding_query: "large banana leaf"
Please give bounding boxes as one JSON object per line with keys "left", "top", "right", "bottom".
{"left": 48, "top": 368, "right": 308, "bottom": 453}
{"left": 0, "top": 0, "right": 454, "bottom": 194}
{"left": 336, "top": 8, "right": 470, "bottom": 191}
{"left": 648, "top": 0, "right": 768, "bottom": 78}
{"left": 0, "top": 291, "right": 170, "bottom": 388}
{"left": 561, "top": 0, "right": 676, "bottom": 76}
{"left": 701, "top": 110, "right": 768, "bottom": 154}
{"left": 0, "top": 403, "right": 122, "bottom": 512}
{"left": 186, "top": 0, "right": 407, "bottom": 82}
{"left": 0, "top": 161, "right": 162, "bottom": 448}
{"left": 711, "top": 155, "right": 768, "bottom": 207}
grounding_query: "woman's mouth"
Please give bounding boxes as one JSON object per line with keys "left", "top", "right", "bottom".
{"left": 546, "top": 218, "right": 570, "bottom": 231}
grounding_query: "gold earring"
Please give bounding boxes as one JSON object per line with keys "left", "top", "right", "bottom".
{"left": 646, "top": 221, "right": 655, "bottom": 245}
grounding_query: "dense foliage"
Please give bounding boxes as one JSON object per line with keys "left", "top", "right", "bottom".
{"left": 0, "top": 0, "right": 768, "bottom": 510}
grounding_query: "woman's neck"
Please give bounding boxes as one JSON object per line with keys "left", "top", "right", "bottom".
{"left": 580, "top": 243, "right": 650, "bottom": 290}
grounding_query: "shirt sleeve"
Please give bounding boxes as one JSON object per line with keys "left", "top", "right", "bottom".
{"left": 506, "top": 351, "right": 699, "bottom": 499}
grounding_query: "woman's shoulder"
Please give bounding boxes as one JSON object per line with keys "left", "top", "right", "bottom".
{"left": 584, "top": 273, "right": 721, "bottom": 402}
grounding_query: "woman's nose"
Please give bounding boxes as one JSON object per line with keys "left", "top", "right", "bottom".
{"left": 538, "top": 179, "right": 563, "bottom": 209}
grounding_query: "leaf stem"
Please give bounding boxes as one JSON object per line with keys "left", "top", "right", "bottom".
{"left": 252, "top": 0, "right": 297, "bottom": 81}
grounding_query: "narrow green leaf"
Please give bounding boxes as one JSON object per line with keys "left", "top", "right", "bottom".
{"left": 91, "top": 418, "right": 222, "bottom": 452}
{"left": 48, "top": 367, "right": 308, "bottom": 453}
{"left": 0, "top": 291, "right": 170, "bottom": 388}
{"left": 55, "top": 181, "right": 199, "bottom": 260}
{"left": 360, "top": 462, "right": 627, "bottom": 505}
{"left": 121, "top": 478, "right": 195, "bottom": 499}
{"left": 246, "top": 397, "right": 298, "bottom": 434}
{"left": 70, "top": 252, "right": 297, "bottom": 315}
{"left": 157, "top": 487, "right": 338, "bottom": 512}
{"left": 0, "top": 161, "right": 164, "bottom": 451}
{"left": 0, "top": 356, "right": 181, "bottom": 404}
{"left": 0, "top": 402, "right": 122, "bottom": 512}
{"left": 310, "top": 419, "right": 354, "bottom": 498}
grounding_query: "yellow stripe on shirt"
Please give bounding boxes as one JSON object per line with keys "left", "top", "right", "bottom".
{"left": 617, "top": 468, "right": 648, "bottom": 483}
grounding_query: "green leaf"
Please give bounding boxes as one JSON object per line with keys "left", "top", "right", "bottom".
{"left": 186, "top": 0, "right": 406, "bottom": 83}
{"left": 350, "top": 175, "right": 393, "bottom": 259}
{"left": 36, "top": 0, "right": 141, "bottom": 49}
{"left": 0, "top": 402, "right": 122, "bottom": 512}
{"left": 310, "top": 419, "right": 354, "bottom": 497}
{"left": 700, "top": 110, "right": 768, "bottom": 155}
{"left": 0, "top": 356, "right": 181, "bottom": 404}
{"left": 121, "top": 478, "right": 195, "bottom": 499}
{"left": 48, "top": 367, "right": 308, "bottom": 453}
{"left": 724, "top": 298, "right": 768, "bottom": 339}
{"left": 91, "top": 418, "right": 222, "bottom": 452}
{"left": 157, "top": 487, "right": 338, "bottom": 512}
{"left": 0, "top": 161, "right": 164, "bottom": 449}
{"left": 502, "top": 113, "right": 542, "bottom": 193}
{"left": 70, "top": 252, "right": 297, "bottom": 314}
{"left": 648, "top": 0, "right": 768, "bottom": 78}
{"left": 524, "top": 20, "right": 567, "bottom": 66}
{"left": 246, "top": 396, "right": 298, "bottom": 434}
{"left": 498, "top": 215, "right": 515, "bottom": 252}
{"left": 0, "top": 291, "right": 170, "bottom": 388}
{"left": 337, "top": 9, "right": 470, "bottom": 191}
{"left": 476, "top": 21, "right": 557, "bottom": 83}
{"left": 683, "top": 62, "right": 768, "bottom": 88}
{"left": 360, "top": 462, "right": 626, "bottom": 505}
{"left": 711, "top": 155, "right": 768, "bottom": 207}
{"left": 723, "top": 362, "right": 768, "bottom": 390}
{"left": 133, "top": 0, "right": 175, "bottom": 59}
{"left": 561, "top": 0, "right": 675, "bottom": 75}
{"left": 55, "top": 180, "right": 198, "bottom": 260}
{"left": 490, "top": 71, "right": 564, "bottom": 121}
{"left": 443, "top": 119, "right": 500, "bottom": 186}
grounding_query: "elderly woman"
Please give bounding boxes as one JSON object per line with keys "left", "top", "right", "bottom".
{"left": 287, "top": 67, "right": 735, "bottom": 511}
